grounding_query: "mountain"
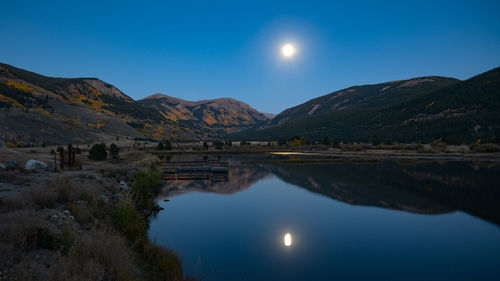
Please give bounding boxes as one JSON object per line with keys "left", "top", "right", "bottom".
{"left": 0, "top": 63, "right": 268, "bottom": 144}
{"left": 234, "top": 67, "right": 500, "bottom": 143}
{"left": 270, "top": 76, "right": 459, "bottom": 126}
{"left": 262, "top": 112, "right": 277, "bottom": 119}
{"left": 139, "top": 94, "right": 267, "bottom": 136}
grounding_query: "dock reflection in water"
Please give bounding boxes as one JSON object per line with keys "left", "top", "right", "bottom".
{"left": 157, "top": 160, "right": 229, "bottom": 182}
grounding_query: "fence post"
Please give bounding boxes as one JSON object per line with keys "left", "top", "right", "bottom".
{"left": 59, "top": 148, "right": 64, "bottom": 170}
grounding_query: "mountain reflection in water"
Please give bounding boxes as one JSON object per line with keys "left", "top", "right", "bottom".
{"left": 160, "top": 160, "right": 500, "bottom": 225}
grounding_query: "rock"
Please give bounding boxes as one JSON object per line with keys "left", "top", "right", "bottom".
{"left": 76, "top": 200, "right": 89, "bottom": 206}
{"left": 119, "top": 181, "right": 130, "bottom": 190}
{"left": 0, "top": 163, "right": 6, "bottom": 170}
{"left": 25, "top": 160, "right": 48, "bottom": 172}
{"left": 99, "top": 195, "right": 109, "bottom": 203}
{"left": 7, "top": 160, "right": 17, "bottom": 170}
{"left": 114, "top": 192, "right": 124, "bottom": 200}
{"left": 47, "top": 162, "right": 55, "bottom": 171}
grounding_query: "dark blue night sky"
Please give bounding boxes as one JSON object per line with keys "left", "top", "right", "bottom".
{"left": 1, "top": 0, "right": 499, "bottom": 113}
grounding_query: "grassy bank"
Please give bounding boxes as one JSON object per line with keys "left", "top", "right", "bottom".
{"left": 0, "top": 161, "right": 191, "bottom": 281}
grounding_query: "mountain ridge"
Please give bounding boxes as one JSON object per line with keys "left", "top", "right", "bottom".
{"left": 233, "top": 67, "right": 500, "bottom": 143}
{"left": 0, "top": 63, "right": 269, "bottom": 144}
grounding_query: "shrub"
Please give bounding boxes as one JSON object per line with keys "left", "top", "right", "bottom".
{"left": 471, "top": 143, "right": 500, "bottom": 153}
{"left": 141, "top": 243, "right": 184, "bottom": 281}
{"left": 48, "top": 228, "right": 134, "bottom": 281}
{"left": 277, "top": 138, "right": 287, "bottom": 146}
{"left": 112, "top": 198, "right": 148, "bottom": 242}
{"left": 109, "top": 143, "right": 120, "bottom": 159}
{"left": 157, "top": 139, "right": 172, "bottom": 150}
{"left": 0, "top": 210, "right": 51, "bottom": 252}
{"left": 213, "top": 140, "right": 224, "bottom": 150}
{"left": 49, "top": 177, "right": 78, "bottom": 203}
{"left": 130, "top": 163, "right": 162, "bottom": 211}
{"left": 88, "top": 143, "right": 107, "bottom": 161}
{"left": 322, "top": 136, "right": 331, "bottom": 146}
{"left": 67, "top": 203, "right": 94, "bottom": 226}
{"left": 26, "top": 186, "right": 57, "bottom": 208}
{"left": 24, "top": 226, "right": 61, "bottom": 251}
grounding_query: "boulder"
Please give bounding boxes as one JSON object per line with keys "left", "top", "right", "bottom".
{"left": 25, "top": 159, "right": 48, "bottom": 172}
{"left": 7, "top": 160, "right": 17, "bottom": 170}
{"left": 119, "top": 181, "right": 130, "bottom": 190}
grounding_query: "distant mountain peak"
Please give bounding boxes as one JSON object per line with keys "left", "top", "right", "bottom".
{"left": 143, "top": 93, "right": 169, "bottom": 99}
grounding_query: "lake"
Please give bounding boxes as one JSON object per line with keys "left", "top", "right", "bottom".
{"left": 148, "top": 157, "right": 500, "bottom": 281}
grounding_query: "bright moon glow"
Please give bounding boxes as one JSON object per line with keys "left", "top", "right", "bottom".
{"left": 281, "top": 44, "right": 295, "bottom": 58}
{"left": 284, "top": 233, "right": 292, "bottom": 246}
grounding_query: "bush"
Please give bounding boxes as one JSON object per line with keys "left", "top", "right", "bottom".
{"left": 471, "top": 143, "right": 500, "bottom": 153}
{"left": 26, "top": 186, "right": 57, "bottom": 208}
{"left": 130, "top": 163, "right": 162, "bottom": 211}
{"left": 277, "top": 139, "right": 287, "bottom": 146}
{"left": 48, "top": 228, "right": 134, "bottom": 281}
{"left": 112, "top": 198, "right": 148, "bottom": 242}
{"left": 322, "top": 136, "right": 331, "bottom": 146}
{"left": 141, "top": 243, "right": 183, "bottom": 281}
{"left": 213, "top": 140, "right": 224, "bottom": 150}
{"left": 88, "top": 143, "right": 107, "bottom": 161}
{"left": 109, "top": 143, "right": 120, "bottom": 159}
{"left": 157, "top": 139, "right": 172, "bottom": 151}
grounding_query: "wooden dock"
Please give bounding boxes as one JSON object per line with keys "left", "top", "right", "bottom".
{"left": 157, "top": 160, "right": 229, "bottom": 182}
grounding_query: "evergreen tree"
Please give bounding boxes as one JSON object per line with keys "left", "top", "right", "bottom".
{"left": 109, "top": 143, "right": 120, "bottom": 159}
{"left": 88, "top": 143, "right": 107, "bottom": 161}
{"left": 156, "top": 139, "right": 172, "bottom": 150}
{"left": 157, "top": 142, "right": 164, "bottom": 150}
{"left": 332, "top": 138, "right": 340, "bottom": 148}
{"left": 164, "top": 140, "right": 172, "bottom": 150}
{"left": 322, "top": 136, "right": 331, "bottom": 146}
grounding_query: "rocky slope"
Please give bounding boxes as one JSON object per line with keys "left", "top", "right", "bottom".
{"left": 139, "top": 93, "right": 268, "bottom": 136}
{"left": 0, "top": 63, "right": 268, "bottom": 144}
{"left": 234, "top": 67, "right": 500, "bottom": 143}
{"left": 270, "top": 76, "right": 459, "bottom": 126}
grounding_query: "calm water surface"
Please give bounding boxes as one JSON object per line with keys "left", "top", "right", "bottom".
{"left": 148, "top": 159, "right": 500, "bottom": 281}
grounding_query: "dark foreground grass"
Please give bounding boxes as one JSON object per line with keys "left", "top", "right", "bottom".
{"left": 0, "top": 164, "right": 191, "bottom": 281}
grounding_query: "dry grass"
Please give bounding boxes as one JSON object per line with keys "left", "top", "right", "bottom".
{"left": 0, "top": 170, "right": 30, "bottom": 185}
{"left": 8, "top": 258, "right": 47, "bottom": 281}
{"left": 1, "top": 177, "right": 95, "bottom": 211}
{"left": 48, "top": 227, "right": 135, "bottom": 281}
{"left": 0, "top": 210, "right": 49, "bottom": 269}
{"left": 1, "top": 165, "right": 188, "bottom": 281}
{"left": 470, "top": 142, "right": 500, "bottom": 153}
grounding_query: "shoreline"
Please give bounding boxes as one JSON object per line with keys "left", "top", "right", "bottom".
{"left": 153, "top": 148, "right": 500, "bottom": 162}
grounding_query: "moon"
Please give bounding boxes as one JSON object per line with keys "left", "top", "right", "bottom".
{"left": 281, "top": 44, "right": 295, "bottom": 58}
{"left": 284, "top": 233, "right": 292, "bottom": 246}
